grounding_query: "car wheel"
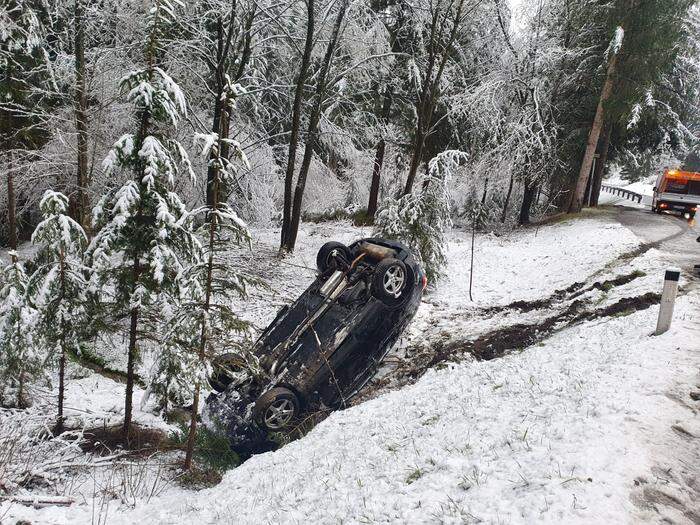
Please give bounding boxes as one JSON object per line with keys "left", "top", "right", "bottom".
{"left": 316, "top": 242, "right": 350, "bottom": 273}
{"left": 254, "top": 387, "right": 300, "bottom": 431}
{"left": 208, "top": 353, "right": 241, "bottom": 392}
{"left": 372, "top": 258, "right": 409, "bottom": 303}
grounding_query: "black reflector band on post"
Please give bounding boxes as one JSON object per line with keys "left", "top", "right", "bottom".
{"left": 664, "top": 270, "right": 680, "bottom": 282}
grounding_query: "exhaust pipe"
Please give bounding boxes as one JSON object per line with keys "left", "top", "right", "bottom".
{"left": 319, "top": 270, "right": 348, "bottom": 300}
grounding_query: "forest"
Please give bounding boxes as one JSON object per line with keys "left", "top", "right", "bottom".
{"left": 1, "top": 0, "right": 700, "bottom": 478}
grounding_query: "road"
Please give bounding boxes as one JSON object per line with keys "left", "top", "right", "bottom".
{"left": 607, "top": 201, "right": 700, "bottom": 277}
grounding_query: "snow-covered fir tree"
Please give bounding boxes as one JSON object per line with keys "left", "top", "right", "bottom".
{"left": 0, "top": 252, "right": 42, "bottom": 408}
{"left": 87, "top": 0, "right": 199, "bottom": 437}
{"left": 158, "top": 76, "right": 257, "bottom": 469}
{"left": 375, "top": 150, "right": 466, "bottom": 283}
{"left": 28, "top": 190, "right": 88, "bottom": 430}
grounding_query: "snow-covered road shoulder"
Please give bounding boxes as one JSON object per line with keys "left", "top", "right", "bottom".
{"left": 8, "top": 292, "right": 698, "bottom": 524}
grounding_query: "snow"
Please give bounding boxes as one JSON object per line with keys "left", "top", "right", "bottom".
{"left": 611, "top": 26, "right": 625, "bottom": 55}
{"left": 6, "top": 290, "right": 699, "bottom": 524}
{"left": 429, "top": 216, "right": 639, "bottom": 308}
{"left": 2, "top": 211, "right": 699, "bottom": 524}
{"left": 598, "top": 175, "right": 655, "bottom": 208}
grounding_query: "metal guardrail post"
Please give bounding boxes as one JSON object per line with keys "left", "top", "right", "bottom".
{"left": 655, "top": 268, "right": 680, "bottom": 335}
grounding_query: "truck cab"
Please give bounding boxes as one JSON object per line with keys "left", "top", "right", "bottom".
{"left": 652, "top": 169, "right": 700, "bottom": 218}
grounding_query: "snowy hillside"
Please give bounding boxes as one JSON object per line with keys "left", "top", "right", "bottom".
{"left": 3, "top": 209, "right": 699, "bottom": 524}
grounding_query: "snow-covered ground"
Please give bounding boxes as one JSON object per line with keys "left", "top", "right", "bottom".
{"left": 10, "top": 295, "right": 697, "bottom": 524}
{"left": 599, "top": 174, "right": 655, "bottom": 209}
{"left": 2, "top": 211, "right": 699, "bottom": 524}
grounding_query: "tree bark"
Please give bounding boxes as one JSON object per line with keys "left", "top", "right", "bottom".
{"left": 7, "top": 162, "right": 17, "bottom": 250}
{"left": 123, "top": 262, "right": 139, "bottom": 438}
{"left": 518, "top": 181, "right": 537, "bottom": 225}
{"left": 500, "top": 172, "right": 515, "bottom": 223}
{"left": 56, "top": 248, "right": 67, "bottom": 433}
{"left": 74, "top": 0, "right": 90, "bottom": 231}
{"left": 283, "top": 0, "right": 348, "bottom": 252}
{"left": 367, "top": 89, "right": 393, "bottom": 218}
{"left": 280, "top": 0, "right": 315, "bottom": 252}
{"left": 185, "top": 148, "right": 220, "bottom": 470}
{"left": 568, "top": 46, "right": 620, "bottom": 212}
{"left": 589, "top": 124, "right": 611, "bottom": 207}
{"left": 403, "top": 0, "right": 466, "bottom": 195}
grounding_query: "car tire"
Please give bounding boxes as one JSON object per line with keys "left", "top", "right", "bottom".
{"left": 208, "top": 353, "right": 241, "bottom": 392}
{"left": 254, "top": 387, "right": 300, "bottom": 431}
{"left": 317, "top": 242, "right": 350, "bottom": 273}
{"left": 371, "top": 258, "right": 409, "bottom": 304}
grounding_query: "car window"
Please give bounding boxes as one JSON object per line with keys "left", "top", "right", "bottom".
{"left": 665, "top": 179, "right": 688, "bottom": 194}
{"left": 688, "top": 180, "right": 700, "bottom": 196}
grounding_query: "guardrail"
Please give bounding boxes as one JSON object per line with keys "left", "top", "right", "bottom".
{"left": 601, "top": 184, "right": 644, "bottom": 204}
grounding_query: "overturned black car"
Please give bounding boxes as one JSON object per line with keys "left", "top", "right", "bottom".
{"left": 204, "top": 238, "right": 425, "bottom": 455}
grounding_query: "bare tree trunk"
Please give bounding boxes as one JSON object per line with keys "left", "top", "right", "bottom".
{"left": 185, "top": 151, "right": 220, "bottom": 470}
{"left": 284, "top": 0, "right": 348, "bottom": 252}
{"left": 123, "top": 255, "right": 140, "bottom": 438}
{"left": 500, "top": 172, "right": 515, "bottom": 223}
{"left": 74, "top": 0, "right": 90, "bottom": 231}
{"left": 56, "top": 249, "right": 67, "bottom": 433}
{"left": 469, "top": 216, "right": 476, "bottom": 301}
{"left": 57, "top": 345, "right": 66, "bottom": 431}
{"left": 280, "top": 0, "right": 315, "bottom": 252}
{"left": 568, "top": 48, "right": 620, "bottom": 212}
{"left": 367, "top": 89, "right": 393, "bottom": 218}
{"left": 590, "top": 124, "right": 611, "bottom": 207}
{"left": 519, "top": 182, "right": 537, "bottom": 225}
{"left": 403, "top": 0, "right": 466, "bottom": 195}
{"left": 7, "top": 161, "right": 17, "bottom": 250}
{"left": 404, "top": 125, "right": 427, "bottom": 195}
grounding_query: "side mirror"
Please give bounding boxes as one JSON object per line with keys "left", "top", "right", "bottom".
{"left": 653, "top": 186, "right": 657, "bottom": 191}
{"left": 697, "top": 236, "right": 700, "bottom": 243}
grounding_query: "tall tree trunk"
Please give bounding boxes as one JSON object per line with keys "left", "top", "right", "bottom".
{"left": 568, "top": 46, "right": 620, "bottom": 212}
{"left": 280, "top": 0, "right": 315, "bottom": 252}
{"left": 7, "top": 162, "right": 17, "bottom": 250}
{"left": 500, "top": 173, "right": 515, "bottom": 223}
{"left": 367, "top": 89, "right": 393, "bottom": 218}
{"left": 74, "top": 0, "right": 90, "bottom": 231}
{"left": 56, "top": 249, "right": 67, "bottom": 433}
{"left": 404, "top": 123, "right": 427, "bottom": 195}
{"left": 284, "top": 0, "right": 348, "bottom": 252}
{"left": 590, "top": 124, "right": 612, "bottom": 207}
{"left": 123, "top": 261, "right": 140, "bottom": 438}
{"left": 185, "top": 146, "right": 220, "bottom": 472}
{"left": 403, "top": 0, "right": 466, "bottom": 196}
{"left": 519, "top": 182, "right": 537, "bottom": 225}
{"left": 206, "top": 15, "right": 226, "bottom": 208}
{"left": 57, "top": 345, "right": 66, "bottom": 431}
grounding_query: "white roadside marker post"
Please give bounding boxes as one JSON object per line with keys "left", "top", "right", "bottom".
{"left": 655, "top": 268, "right": 680, "bottom": 335}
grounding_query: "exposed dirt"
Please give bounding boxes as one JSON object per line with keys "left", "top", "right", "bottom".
{"left": 381, "top": 291, "right": 663, "bottom": 392}
{"left": 79, "top": 424, "right": 168, "bottom": 456}
{"left": 483, "top": 270, "right": 647, "bottom": 315}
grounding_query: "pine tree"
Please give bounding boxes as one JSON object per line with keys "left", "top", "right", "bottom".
{"left": 160, "top": 78, "right": 255, "bottom": 470}
{"left": 87, "top": 0, "right": 199, "bottom": 438}
{"left": 0, "top": 252, "right": 42, "bottom": 408}
{"left": 375, "top": 150, "right": 465, "bottom": 282}
{"left": 28, "top": 190, "right": 88, "bottom": 431}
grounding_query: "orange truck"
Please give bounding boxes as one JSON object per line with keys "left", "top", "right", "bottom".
{"left": 652, "top": 169, "right": 700, "bottom": 218}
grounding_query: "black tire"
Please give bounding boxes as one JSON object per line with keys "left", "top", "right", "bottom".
{"left": 253, "top": 387, "right": 300, "bottom": 431}
{"left": 371, "top": 257, "right": 410, "bottom": 304}
{"left": 208, "top": 353, "right": 241, "bottom": 393}
{"left": 316, "top": 242, "right": 350, "bottom": 273}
